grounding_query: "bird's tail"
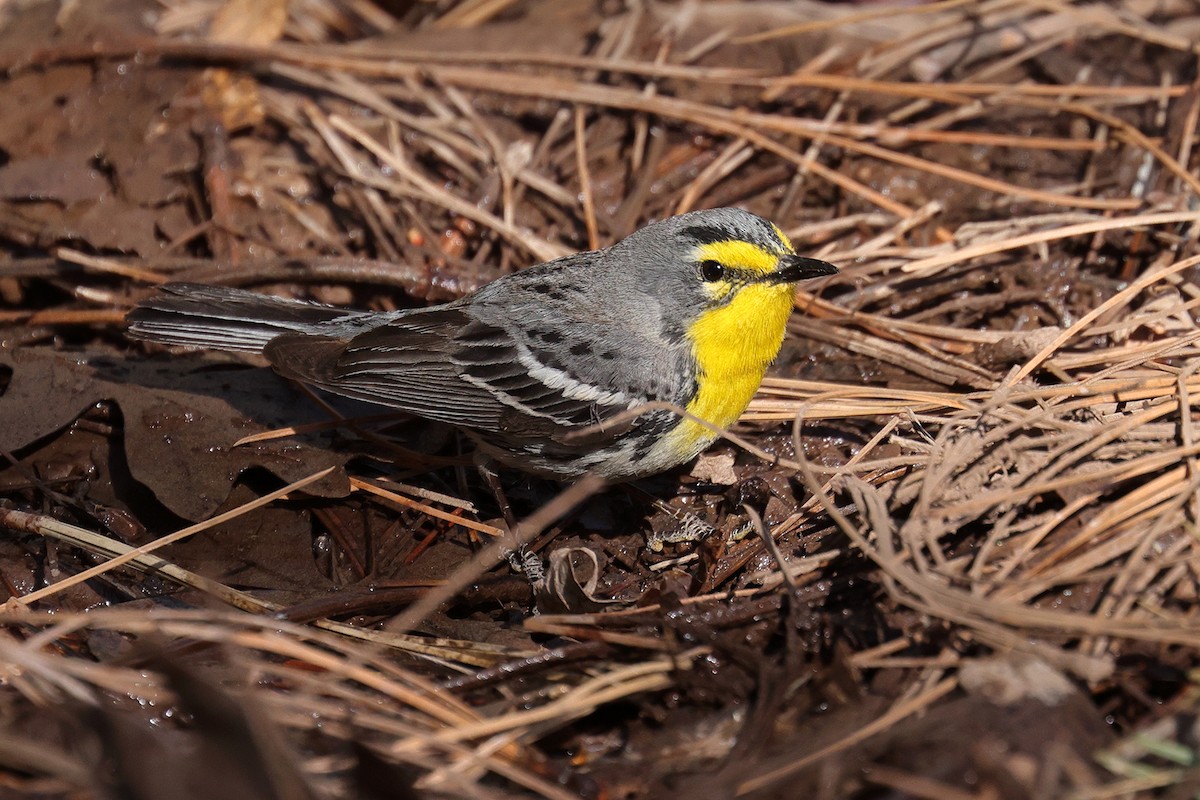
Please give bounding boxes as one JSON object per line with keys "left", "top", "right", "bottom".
{"left": 126, "top": 283, "right": 355, "bottom": 354}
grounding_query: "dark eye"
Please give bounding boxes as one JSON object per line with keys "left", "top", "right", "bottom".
{"left": 699, "top": 260, "right": 725, "bottom": 281}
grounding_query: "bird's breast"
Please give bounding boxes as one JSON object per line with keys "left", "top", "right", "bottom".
{"left": 654, "top": 282, "right": 795, "bottom": 462}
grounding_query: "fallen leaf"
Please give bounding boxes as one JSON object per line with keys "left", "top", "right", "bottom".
{"left": 535, "top": 547, "right": 622, "bottom": 614}
{"left": 0, "top": 348, "right": 351, "bottom": 520}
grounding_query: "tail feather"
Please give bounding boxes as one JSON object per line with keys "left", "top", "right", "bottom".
{"left": 126, "top": 283, "right": 355, "bottom": 354}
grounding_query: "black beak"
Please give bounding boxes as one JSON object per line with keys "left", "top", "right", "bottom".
{"left": 770, "top": 253, "right": 839, "bottom": 284}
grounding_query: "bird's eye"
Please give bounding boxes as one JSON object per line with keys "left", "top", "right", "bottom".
{"left": 699, "top": 260, "right": 725, "bottom": 282}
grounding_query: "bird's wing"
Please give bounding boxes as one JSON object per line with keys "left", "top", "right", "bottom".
{"left": 264, "top": 306, "right": 507, "bottom": 429}
{"left": 263, "top": 304, "right": 652, "bottom": 438}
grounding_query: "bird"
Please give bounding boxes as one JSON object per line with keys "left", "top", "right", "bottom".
{"left": 127, "top": 207, "right": 837, "bottom": 483}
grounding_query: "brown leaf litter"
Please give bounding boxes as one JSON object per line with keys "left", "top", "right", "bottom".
{"left": 2, "top": 0, "right": 1200, "bottom": 797}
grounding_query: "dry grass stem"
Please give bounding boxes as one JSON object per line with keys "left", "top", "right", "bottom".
{"left": 5, "top": 1, "right": 1200, "bottom": 794}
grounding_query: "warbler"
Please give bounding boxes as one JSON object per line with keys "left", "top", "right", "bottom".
{"left": 127, "top": 208, "right": 837, "bottom": 481}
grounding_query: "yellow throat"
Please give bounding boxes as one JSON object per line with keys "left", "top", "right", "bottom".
{"left": 639, "top": 230, "right": 801, "bottom": 472}
{"left": 650, "top": 279, "right": 794, "bottom": 467}
{"left": 685, "top": 281, "right": 794, "bottom": 431}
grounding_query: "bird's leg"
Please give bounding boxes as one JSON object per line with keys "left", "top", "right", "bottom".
{"left": 645, "top": 506, "right": 722, "bottom": 552}
{"left": 474, "top": 454, "right": 544, "bottom": 582}
{"left": 475, "top": 453, "right": 518, "bottom": 531}
{"left": 645, "top": 477, "right": 777, "bottom": 552}
{"left": 622, "top": 482, "right": 721, "bottom": 553}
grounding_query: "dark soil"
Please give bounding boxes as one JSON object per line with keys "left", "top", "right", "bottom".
{"left": 2, "top": 1, "right": 1200, "bottom": 798}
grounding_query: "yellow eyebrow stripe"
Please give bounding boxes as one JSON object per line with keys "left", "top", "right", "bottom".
{"left": 772, "top": 223, "right": 793, "bottom": 251}
{"left": 693, "top": 240, "right": 779, "bottom": 276}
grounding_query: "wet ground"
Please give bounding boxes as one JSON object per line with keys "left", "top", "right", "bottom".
{"left": 2, "top": 1, "right": 1200, "bottom": 798}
